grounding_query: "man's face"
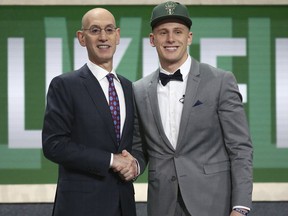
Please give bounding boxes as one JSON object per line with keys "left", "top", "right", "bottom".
{"left": 150, "top": 20, "right": 192, "bottom": 70}
{"left": 77, "top": 10, "right": 120, "bottom": 68}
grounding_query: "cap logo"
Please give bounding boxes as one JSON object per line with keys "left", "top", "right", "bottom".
{"left": 165, "top": 1, "right": 177, "bottom": 15}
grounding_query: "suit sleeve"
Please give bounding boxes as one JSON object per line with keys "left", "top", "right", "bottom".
{"left": 131, "top": 89, "right": 149, "bottom": 175}
{"left": 42, "top": 76, "right": 111, "bottom": 177}
{"left": 218, "top": 72, "right": 253, "bottom": 208}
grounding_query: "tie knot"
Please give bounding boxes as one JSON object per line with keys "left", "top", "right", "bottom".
{"left": 159, "top": 69, "right": 183, "bottom": 86}
{"left": 106, "top": 73, "right": 115, "bottom": 83}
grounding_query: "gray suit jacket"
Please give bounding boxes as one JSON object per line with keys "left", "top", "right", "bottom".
{"left": 132, "top": 58, "right": 253, "bottom": 216}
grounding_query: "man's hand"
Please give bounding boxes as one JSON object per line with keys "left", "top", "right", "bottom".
{"left": 119, "top": 150, "right": 138, "bottom": 181}
{"left": 111, "top": 150, "right": 138, "bottom": 181}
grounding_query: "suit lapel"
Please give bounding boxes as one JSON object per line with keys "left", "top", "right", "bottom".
{"left": 147, "top": 71, "right": 174, "bottom": 150}
{"left": 176, "top": 58, "right": 201, "bottom": 149}
{"left": 79, "top": 65, "right": 118, "bottom": 146}
{"left": 117, "top": 75, "right": 133, "bottom": 149}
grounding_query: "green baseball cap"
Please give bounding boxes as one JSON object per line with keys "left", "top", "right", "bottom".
{"left": 150, "top": 1, "right": 192, "bottom": 29}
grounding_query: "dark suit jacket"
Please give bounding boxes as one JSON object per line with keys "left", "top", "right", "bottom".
{"left": 42, "top": 64, "right": 136, "bottom": 216}
{"left": 132, "top": 58, "right": 253, "bottom": 216}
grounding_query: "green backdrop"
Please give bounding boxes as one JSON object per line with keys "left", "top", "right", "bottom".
{"left": 0, "top": 5, "right": 288, "bottom": 184}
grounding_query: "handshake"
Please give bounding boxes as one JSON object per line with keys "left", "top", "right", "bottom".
{"left": 111, "top": 150, "right": 138, "bottom": 181}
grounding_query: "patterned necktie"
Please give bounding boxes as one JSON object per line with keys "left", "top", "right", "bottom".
{"left": 159, "top": 69, "right": 183, "bottom": 86}
{"left": 106, "top": 74, "right": 121, "bottom": 144}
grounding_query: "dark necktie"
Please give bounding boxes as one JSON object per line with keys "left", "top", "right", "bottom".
{"left": 106, "top": 74, "right": 121, "bottom": 144}
{"left": 159, "top": 69, "right": 183, "bottom": 86}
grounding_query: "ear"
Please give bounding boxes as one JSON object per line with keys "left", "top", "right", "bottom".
{"left": 187, "top": 32, "right": 193, "bottom": 46}
{"left": 115, "top": 28, "right": 120, "bottom": 45}
{"left": 76, "top": 30, "right": 86, "bottom": 47}
{"left": 149, "top": 33, "right": 155, "bottom": 47}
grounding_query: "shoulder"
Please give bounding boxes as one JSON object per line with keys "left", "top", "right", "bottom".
{"left": 50, "top": 64, "right": 89, "bottom": 86}
{"left": 198, "top": 62, "right": 236, "bottom": 81}
{"left": 133, "top": 70, "right": 158, "bottom": 89}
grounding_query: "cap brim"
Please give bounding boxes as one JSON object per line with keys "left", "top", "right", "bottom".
{"left": 151, "top": 15, "right": 192, "bottom": 29}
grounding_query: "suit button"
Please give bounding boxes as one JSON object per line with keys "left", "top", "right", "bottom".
{"left": 171, "top": 176, "right": 177, "bottom": 182}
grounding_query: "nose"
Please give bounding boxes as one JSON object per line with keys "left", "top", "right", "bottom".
{"left": 167, "top": 32, "right": 175, "bottom": 43}
{"left": 98, "top": 30, "right": 108, "bottom": 41}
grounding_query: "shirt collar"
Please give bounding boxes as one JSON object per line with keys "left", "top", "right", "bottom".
{"left": 159, "top": 55, "right": 191, "bottom": 80}
{"left": 87, "top": 60, "right": 120, "bottom": 83}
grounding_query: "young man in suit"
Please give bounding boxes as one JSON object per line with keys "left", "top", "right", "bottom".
{"left": 131, "top": 1, "right": 253, "bottom": 216}
{"left": 42, "top": 8, "right": 137, "bottom": 216}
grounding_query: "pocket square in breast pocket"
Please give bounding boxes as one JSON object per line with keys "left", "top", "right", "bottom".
{"left": 193, "top": 100, "right": 203, "bottom": 107}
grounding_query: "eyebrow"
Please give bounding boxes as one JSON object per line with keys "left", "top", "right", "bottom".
{"left": 88, "top": 24, "right": 116, "bottom": 28}
{"left": 156, "top": 27, "right": 185, "bottom": 32}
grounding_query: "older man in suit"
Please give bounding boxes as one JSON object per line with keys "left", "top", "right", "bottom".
{"left": 42, "top": 8, "right": 137, "bottom": 216}
{"left": 131, "top": 1, "right": 253, "bottom": 216}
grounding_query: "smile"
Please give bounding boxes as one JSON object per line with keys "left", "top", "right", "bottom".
{"left": 164, "top": 46, "right": 178, "bottom": 51}
{"left": 97, "top": 45, "right": 110, "bottom": 49}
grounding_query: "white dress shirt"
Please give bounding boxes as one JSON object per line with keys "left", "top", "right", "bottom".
{"left": 157, "top": 56, "right": 191, "bottom": 149}
{"left": 87, "top": 61, "right": 126, "bottom": 166}
{"left": 87, "top": 61, "right": 126, "bottom": 135}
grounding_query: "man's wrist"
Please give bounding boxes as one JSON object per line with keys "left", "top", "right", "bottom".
{"left": 110, "top": 153, "right": 114, "bottom": 168}
{"left": 132, "top": 159, "right": 140, "bottom": 181}
{"left": 233, "top": 208, "right": 249, "bottom": 216}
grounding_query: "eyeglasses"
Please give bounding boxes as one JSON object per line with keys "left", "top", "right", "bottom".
{"left": 82, "top": 26, "right": 117, "bottom": 35}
